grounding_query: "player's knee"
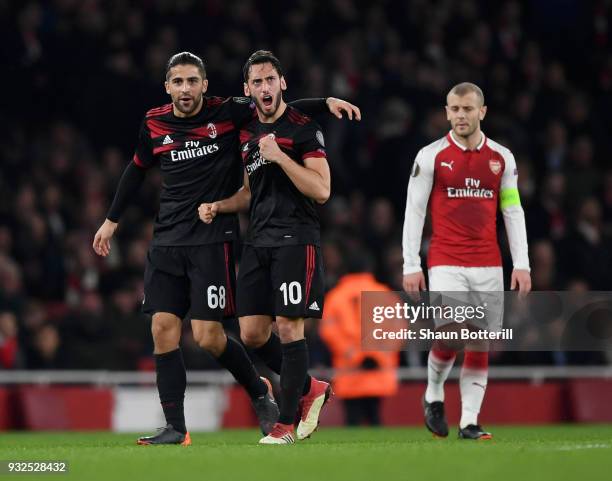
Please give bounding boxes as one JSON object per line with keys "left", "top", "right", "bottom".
{"left": 240, "top": 328, "right": 268, "bottom": 348}
{"left": 151, "top": 316, "right": 180, "bottom": 342}
{"left": 151, "top": 315, "right": 181, "bottom": 352}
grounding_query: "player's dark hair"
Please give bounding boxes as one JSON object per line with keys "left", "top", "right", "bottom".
{"left": 243, "top": 50, "right": 283, "bottom": 82}
{"left": 165, "top": 52, "right": 206, "bottom": 80}
{"left": 342, "top": 245, "right": 375, "bottom": 275}
{"left": 448, "top": 82, "right": 485, "bottom": 105}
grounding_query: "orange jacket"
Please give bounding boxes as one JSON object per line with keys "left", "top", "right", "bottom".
{"left": 320, "top": 273, "right": 400, "bottom": 398}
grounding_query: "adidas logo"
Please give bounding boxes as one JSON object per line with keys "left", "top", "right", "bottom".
{"left": 309, "top": 301, "right": 320, "bottom": 311}
{"left": 282, "top": 434, "right": 295, "bottom": 444}
{"left": 162, "top": 135, "right": 173, "bottom": 145}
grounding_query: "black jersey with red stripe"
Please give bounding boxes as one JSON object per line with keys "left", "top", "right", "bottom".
{"left": 133, "top": 96, "right": 256, "bottom": 246}
{"left": 240, "top": 105, "right": 327, "bottom": 247}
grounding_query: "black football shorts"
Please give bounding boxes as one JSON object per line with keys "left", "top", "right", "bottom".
{"left": 142, "top": 243, "right": 236, "bottom": 321}
{"left": 236, "top": 244, "right": 325, "bottom": 319}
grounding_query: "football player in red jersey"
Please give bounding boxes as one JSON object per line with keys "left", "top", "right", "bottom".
{"left": 402, "top": 82, "right": 531, "bottom": 440}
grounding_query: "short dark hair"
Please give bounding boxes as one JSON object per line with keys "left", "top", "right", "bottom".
{"left": 447, "top": 82, "right": 485, "bottom": 106}
{"left": 243, "top": 50, "right": 283, "bottom": 82}
{"left": 165, "top": 52, "right": 206, "bottom": 80}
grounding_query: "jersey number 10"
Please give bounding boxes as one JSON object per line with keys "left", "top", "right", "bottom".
{"left": 280, "top": 281, "right": 302, "bottom": 305}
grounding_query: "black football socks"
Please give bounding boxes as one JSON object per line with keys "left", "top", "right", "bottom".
{"left": 254, "top": 332, "right": 312, "bottom": 395}
{"left": 217, "top": 336, "right": 267, "bottom": 399}
{"left": 278, "top": 339, "right": 309, "bottom": 425}
{"left": 155, "top": 348, "right": 187, "bottom": 434}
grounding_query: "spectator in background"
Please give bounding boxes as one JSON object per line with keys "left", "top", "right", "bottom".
{"left": 530, "top": 239, "right": 562, "bottom": 291}
{"left": 26, "top": 324, "right": 68, "bottom": 369}
{"left": 526, "top": 172, "right": 567, "bottom": 241}
{"left": 565, "top": 136, "right": 599, "bottom": 206}
{"left": 0, "top": 311, "right": 20, "bottom": 369}
{"left": 560, "top": 197, "right": 611, "bottom": 290}
{"left": 320, "top": 250, "right": 400, "bottom": 426}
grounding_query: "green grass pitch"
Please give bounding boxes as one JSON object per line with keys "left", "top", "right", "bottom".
{"left": 0, "top": 426, "right": 611, "bottom": 481}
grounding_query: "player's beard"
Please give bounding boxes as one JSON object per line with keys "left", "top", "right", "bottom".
{"left": 174, "top": 94, "right": 203, "bottom": 116}
{"left": 453, "top": 120, "right": 477, "bottom": 138}
{"left": 256, "top": 93, "right": 282, "bottom": 118}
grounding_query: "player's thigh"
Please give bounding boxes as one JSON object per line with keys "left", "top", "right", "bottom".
{"left": 428, "top": 266, "right": 470, "bottom": 332}
{"left": 187, "top": 243, "right": 236, "bottom": 321}
{"left": 466, "top": 267, "right": 504, "bottom": 332}
{"left": 428, "top": 265, "right": 470, "bottom": 292}
{"left": 239, "top": 314, "right": 274, "bottom": 347}
{"left": 236, "top": 246, "right": 274, "bottom": 317}
{"left": 143, "top": 247, "right": 190, "bottom": 320}
{"left": 466, "top": 267, "right": 504, "bottom": 291}
{"left": 271, "top": 244, "right": 325, "bottom": 319}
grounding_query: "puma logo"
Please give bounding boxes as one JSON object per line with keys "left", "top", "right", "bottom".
{"left": 472, "top": 382, "right": 486, "bottom": 390}
{"left": 441, "top": 161, "right": 454, "bottom": 171}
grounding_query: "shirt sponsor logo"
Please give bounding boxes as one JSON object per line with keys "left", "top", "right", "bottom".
{"left": 245, "top": 148, "right": 269, "bottom": 174}
{"left": 170, "top": 140, "right": 219, "bottom": 162}
{"left": 447, "top": 177, "right": 494, "bottom": 199}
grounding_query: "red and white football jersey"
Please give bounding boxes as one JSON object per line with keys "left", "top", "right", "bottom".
{"left": 402, "top": 131, "right": 529, "bottom": 273}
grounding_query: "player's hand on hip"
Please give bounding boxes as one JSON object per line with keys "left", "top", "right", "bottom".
{"left": 92, "top": 219, "right": 117, "bottom": 257}
{"left": 511, "top": 269, "right": 532, "bottom": 299}
{"left": 403, "top": 271, "right": 426, "bottom": 302}
{"left": 198, "top": 202, "right": 219, "bottom": 224}
{"left": 258, "top": 134, "right": 284, "bottom": 163}
{"left": 326, "top": 97, "right": 361, "bottom": 121}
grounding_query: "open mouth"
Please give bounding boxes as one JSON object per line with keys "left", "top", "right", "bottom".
{"left": 262, "top": 95, "right": 273, "bottom": 107}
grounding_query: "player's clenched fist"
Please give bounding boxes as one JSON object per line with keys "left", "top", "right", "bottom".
{"left": 198, "top": 202, "right": 219, "bottom": 224}
{"left": 258, "top": 134, "right": 284, "bottom": 163}
{"left": 92, "top": 219, "right": 117, "bottom": 257}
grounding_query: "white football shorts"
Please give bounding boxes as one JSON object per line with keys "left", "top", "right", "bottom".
{"left": 427, "top": 265, "right": 504, "bottom": 332}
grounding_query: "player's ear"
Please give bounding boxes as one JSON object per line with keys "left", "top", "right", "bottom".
{"left": 202, "top": 78, "right": 208, "bottom": 94}
{"left": 480, "top": 105, "right": 487, "bottom": 121}
{"left": 445, "top": 105, "right": 451, "bottom": 121}
{"left": 244, "top": 82, "right": 250, "bottom": 96}
{"left": 164, "top": 81, "right": 170, "bottom": 95}
{"left": 280, "top": 76, "right": 287, "bottom": 91}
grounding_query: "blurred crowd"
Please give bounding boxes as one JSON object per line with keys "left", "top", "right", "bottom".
{"left": 1, "top": 0, "right": 611, "bottom": 370}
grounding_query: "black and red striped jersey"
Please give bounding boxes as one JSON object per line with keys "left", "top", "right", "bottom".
{"left": 133, "top": 96, "right": 256, "bottom": 246}
{"left": 240, "top": 105, "right": 327, "bottom": 247}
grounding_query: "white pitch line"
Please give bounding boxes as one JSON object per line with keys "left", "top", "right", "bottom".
{"left": 540, "top": 443, "right": 611, "bottom": 451}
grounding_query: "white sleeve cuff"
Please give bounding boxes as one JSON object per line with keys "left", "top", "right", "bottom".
{"left": 403, "top": 265, "right": 424, "bottom": 275}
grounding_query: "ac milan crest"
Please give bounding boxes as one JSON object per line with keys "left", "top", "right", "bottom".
{"left": 207, "top": 123, "right": 217, "bottom": 139}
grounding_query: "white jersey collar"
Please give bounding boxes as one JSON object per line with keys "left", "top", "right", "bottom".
{"left": 448, "top": 130, "right": 486, "bottom": 152}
